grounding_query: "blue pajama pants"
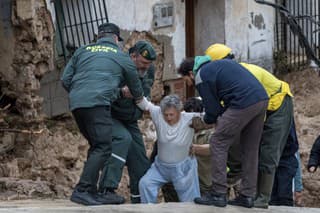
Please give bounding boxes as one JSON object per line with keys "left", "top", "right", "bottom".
{"left": 139, "top": 156, "right": 200, "bottom": 203}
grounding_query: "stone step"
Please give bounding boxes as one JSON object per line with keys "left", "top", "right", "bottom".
{"left": 0, "top": 200, "right": 319, "bottom": 213}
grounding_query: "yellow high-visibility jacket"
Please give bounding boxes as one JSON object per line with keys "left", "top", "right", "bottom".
{"left": 240, "top": 63, "right": 293, "bottom": 111}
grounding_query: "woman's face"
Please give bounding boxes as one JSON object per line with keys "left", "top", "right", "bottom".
{"left": 163, "top": 106, "right": 180, "bottom": 126}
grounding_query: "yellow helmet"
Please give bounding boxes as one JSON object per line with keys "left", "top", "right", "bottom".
{"left": 205, "top": 43, "right": 232, "bottom": 61}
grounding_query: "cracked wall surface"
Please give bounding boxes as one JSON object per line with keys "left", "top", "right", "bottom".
{"left": 0, "top": 0, "right": 54, "bottom": 121}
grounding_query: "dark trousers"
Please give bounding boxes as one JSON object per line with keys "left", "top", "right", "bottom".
{"left": 72, "top": 106, "right": 112, "bottom": 193}
{"left": 99, "top": 119, "right": 150, "bottom": 202}
{"left": 126, "top": 123, "right": 150, "bottom": 202}
{"left": 270, "top": 119, "right": 299, "bottom": 206}
{"left": 228, "top": 96, "right": 294, "bottom": 175}
{"left": 270, "top": 154, "right": 298, "bottom": 206}
{"left": 211, "top": 100, "right": 268, "bottom": 197}
{"left": 259, "top": 96, "right": 293, "bottom": 174}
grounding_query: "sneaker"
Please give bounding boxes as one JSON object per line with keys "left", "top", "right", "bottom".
{"left": 70, "top": 189, "right": 102, "bottom": 206}
{"left": 194, "top": 191, "right": 227, "bottom": 207}
{"left": 97, "top": 190, "right": 125, "bottom": 204}
{"left": 228, "top": 194, "right": 254, "bottom": 208}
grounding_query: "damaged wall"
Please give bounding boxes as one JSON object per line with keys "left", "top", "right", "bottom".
{"left": 105, "top": 0, "right": 185, "bottom": 81}
{"left": 0, "top": 0, "right": 65, "bottom": 200}
{"left": 225, "top": 0, "right": 275, "bottom": 70}
{"left": 41, "top": 0, "right": 185, "bottom": 117}
{"left": 0, "top": 0, "right": 54, "bottom": 121}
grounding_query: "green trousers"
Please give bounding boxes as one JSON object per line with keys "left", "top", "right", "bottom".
{"left": 99, "top": 118, "right": 150, "bottom": 203}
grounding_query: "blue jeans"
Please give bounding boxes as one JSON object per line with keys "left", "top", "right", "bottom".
{"left": 139, "top": 156, "right": 200, "bottom": 203}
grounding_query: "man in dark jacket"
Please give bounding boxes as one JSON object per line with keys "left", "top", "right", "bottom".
{"left": 308, "top": 135, "right": 320, "bottom": 172}
{"left": 61, "top": 23, "right": 144, "bottom": 206}
{"left": 98, "top": 40, "right": 156, "bottom": 203}
{"left": 178, "top": 56, "right": 268, "bottom": 208}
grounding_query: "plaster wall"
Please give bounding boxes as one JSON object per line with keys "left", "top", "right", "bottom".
{"left": 194, "top": 0, "right": 225, "bottom": 55}
{"left": 105, "top": 0, "right": 185, "bottom": 80}
{"left": 247, "top": 0, "right": 275, "bottom": 69}
{"left": 225, "top": 0, "right": 275, "bottom": 70}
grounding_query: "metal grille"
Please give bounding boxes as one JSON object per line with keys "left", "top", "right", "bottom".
{"left": 275, "top": 0, "right": 320, "bottom": 71}
{"left": 54, "top": 0, "right": 109, "bottom": 60}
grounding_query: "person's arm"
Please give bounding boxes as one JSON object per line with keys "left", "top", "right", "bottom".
{"left": 308, "top": 135, "right": 320, "bottom": 172}
{"left": 189, "top": 116, "right": 215, "bottom": 132}
{"left": 61, "top": 55, "right": 76, "bottom": 92}
{"left": 120, "top": 56, "right": 144, "bottom": 100}
{"left": 190, "top": 144, "right": 210, "bottom": 156}
{"left": 196, "top": 81, "right": 223, "bottom": 124}
{"left": 136, "top": 97, "right": 151, "bottom": 111}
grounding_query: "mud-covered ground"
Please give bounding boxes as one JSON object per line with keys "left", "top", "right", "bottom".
{"left": 0, "top": 68, "right": 319, "bottom": 207}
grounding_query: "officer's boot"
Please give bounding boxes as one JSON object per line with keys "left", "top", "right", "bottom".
{"left": 254, "top": 172, "right": 275, "bottom": 209}
{"left": 131, "top": 196, "right": 141, "bottom": 204}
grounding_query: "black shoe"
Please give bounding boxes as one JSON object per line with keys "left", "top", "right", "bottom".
{"left": 228, "top": 194, "right": 254, "bottom": 208}
{"left": 97, "top": 190, "right": 125, "bottom": 204}
{"left": 194, "top": 191, "right": 227, "bottom": 207}
{"left": 70, "top": 189, "right": 102, "bottom": 206}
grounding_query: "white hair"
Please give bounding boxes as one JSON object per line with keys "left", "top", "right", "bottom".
{"left": 160, "top": 94, "right": 183, "bottom": 113}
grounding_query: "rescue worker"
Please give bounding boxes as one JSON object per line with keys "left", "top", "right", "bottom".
{"left": 205, "top": 43, "right": 296, "bottom": 208}
{"left": 61, "top": 23, "right": 144, "bottom": 206}
{"left": 269, "top": 119, "right": 299, "bottom": 206}
{"left": 98, "top": 40, "right": 157, "bottom": 203}
{"left": 178, "top": 57, "right": 268, "bottom": 208}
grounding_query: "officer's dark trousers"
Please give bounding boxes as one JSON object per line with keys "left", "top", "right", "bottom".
{"left": 99, "top": 119, "right": 150, "bottom": 203}
{"left": 72, "top": 106, "right": 112, "bottom": 193}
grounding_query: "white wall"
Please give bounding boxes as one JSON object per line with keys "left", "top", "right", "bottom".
{"left": 105, "top": 0, "right": 185, "bottom": 73}
{"left": 194, "top": 0, "right": 225, "bottom": 55}
{"left": 225, "top": 0, "right": 249, "bottom": 61}
{"left": 46, "top": 0, "right": 276, "bottom": 72}
{"left": 248, "top": 0, "right": 275, "bottom": 68}
{"left": 225, "top": 0, "right": 275, "bottom": 70}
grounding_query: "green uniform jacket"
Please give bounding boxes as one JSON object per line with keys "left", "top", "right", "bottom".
{"left": 61, "top": 37, "right": 144, "bottom": 111}
{"left": 111, "top": 65, "right": 155, "bottom": 122}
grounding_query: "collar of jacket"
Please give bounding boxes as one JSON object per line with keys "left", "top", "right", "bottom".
{"left": 192, "top": 55, "right": 211, "bottom": 76}
{"left": 96, "top": 37, "right": 118, "bottom": 47}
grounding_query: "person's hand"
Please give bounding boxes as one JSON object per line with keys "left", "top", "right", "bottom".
{"left": 136, "top": 96, "right": 149, "bottom": 111}
{"left": 308, "top": 166, "right": 317, "bottom": 173}
{"left": 189, "top": 144, "right": 196, "bottom": 156}
{"left": 121, "top": 86, "right": 133, "bottom": 98}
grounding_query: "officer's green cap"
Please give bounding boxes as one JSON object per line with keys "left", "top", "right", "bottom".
{"left": 130, "top": 40, "right": 156, "bottom": 60}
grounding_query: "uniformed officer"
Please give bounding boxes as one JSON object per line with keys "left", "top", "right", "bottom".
{"left": 98, "top": 40, "right": 157, "bottom": 203}
{"left": 61, "top": 23, "right": 144, "bottom": 206}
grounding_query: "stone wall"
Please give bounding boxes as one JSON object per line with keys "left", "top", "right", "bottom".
{"left": 0, "top": 0, "right": 54, "bottom": 121}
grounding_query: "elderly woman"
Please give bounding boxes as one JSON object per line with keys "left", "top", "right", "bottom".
{"left": 137, "top": 94, "right": 201, "bottom": 203}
